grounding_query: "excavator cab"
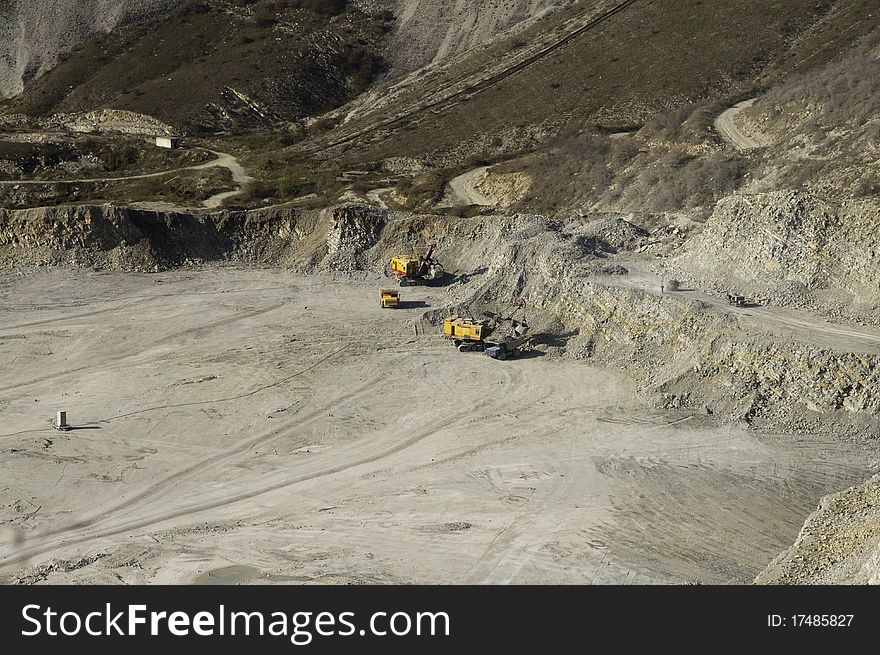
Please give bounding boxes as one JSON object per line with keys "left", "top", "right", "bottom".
{"left": 389, "top": 256, "right": 419, "bottom": 278}
{"left": 387, "top": 241, "right": 444, "bottom": 286}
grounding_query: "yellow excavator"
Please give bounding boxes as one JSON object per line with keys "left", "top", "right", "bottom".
{"left": 443, "top": 316, "right": 491, "bottom": 351}
{"left": 443, "top": 299, "right": 529, "bottom": 354}
{"left": 386, "top": 241, "right": 444, "bottom": 287}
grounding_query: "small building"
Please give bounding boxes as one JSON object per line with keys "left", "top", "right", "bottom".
{"left": 155, "top": 136, "right": 180, "bottom": 149}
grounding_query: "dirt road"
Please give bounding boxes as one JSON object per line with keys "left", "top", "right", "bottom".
{"left": 198, "top": 151, "right": 254, "bottom": 208}
{"left": 0, "top": 267, "right": 871, "bottom": 584}
{"left": 365, "top": 186, "right": 394, "bottom": 209}
{"left": 715, "top": 99, "right": 760, "bottom": 150}
{"left": 607, "top": 264, "right": 880, "bottom": 355}
{"left": 0, "top": 148, "right": 251, "bottom": 209}
{"left": 447, "top": 166, "right": 494, "bottom": 206}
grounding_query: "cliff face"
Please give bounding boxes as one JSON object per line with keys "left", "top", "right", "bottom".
{"left": 0, "top": 0, "right": 182, "bottom": 100}
{"left": 0, "top": 202, "right": 384, "bottom": 272}
{"left": 673, "top": 191, "right": 880, "bottom": 306}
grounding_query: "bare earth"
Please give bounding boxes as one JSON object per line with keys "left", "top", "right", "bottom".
{"left": 715, "top": 98, "right": 760, "bottom": 150}
{"left": 0, "top": 267, "right": 872, "bottom": 584}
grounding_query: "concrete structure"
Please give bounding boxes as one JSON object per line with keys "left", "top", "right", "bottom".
{"left": 54, "top": 410, "right": 69, "bottom": 430}
{"left": 155, "top": 136, "right": 180, "bottom": 149}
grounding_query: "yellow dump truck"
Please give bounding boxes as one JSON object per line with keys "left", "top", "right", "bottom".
{"left": 443, "top": 316, "right": 489, "bottom": 351}
{"left": 380, "top": 289, "right": 400, "bottom": 308}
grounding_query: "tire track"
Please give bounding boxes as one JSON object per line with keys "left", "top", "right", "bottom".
{"left": 1, "top": 286, "right": 290, "bottom": 333}
{"left": 0, "top": 302, "right": 285, "bottom": 394}
{"left": 463, "top": 429, "right": 575, "bottom": 583}
{"left": 16, "top": 372, "right": 385, "bottom": 548}
{"left": 1, "top": 367, "right": 517, "bottom": 569}
{"left": 1, "top": 298, "right": 146, "bottom": 332}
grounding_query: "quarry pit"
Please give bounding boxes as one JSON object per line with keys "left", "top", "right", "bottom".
{"left": 0, "top": 266, "right": 874, "bottom": 584}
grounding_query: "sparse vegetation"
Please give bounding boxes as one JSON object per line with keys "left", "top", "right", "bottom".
{"left": 0, "top": 137, "right": 209, "bottom": 180}
{"left": 0, "top": 167, "right": 233, "bottom": 209}
{"left": 746, "top": 29, "right": 880, "bottom": 199}
{"left": 349, "top": 0, "right": 860, "bottom": 163}
{"left": 2, "top": 0, "right": 386, "bottom": 133}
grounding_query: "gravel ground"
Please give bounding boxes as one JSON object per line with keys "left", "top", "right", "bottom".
{"left": 0, "top": 266, "right": 873, "bottom": 584}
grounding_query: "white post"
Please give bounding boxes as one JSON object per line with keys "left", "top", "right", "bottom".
{"left": 55, "top": 411, "right": 67, "bottom": 430}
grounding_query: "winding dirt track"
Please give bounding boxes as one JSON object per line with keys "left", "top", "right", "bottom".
{"left": 715, "top": 98, "right": 760, "bottom": 150}
{"left": 447, "top": 166, "right": 494, "bottom": 206}
{"left": 0, "top": 148, "right": 251, "bottom": 208}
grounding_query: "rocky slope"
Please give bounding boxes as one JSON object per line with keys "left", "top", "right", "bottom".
{"left": 0, "top": 0, "right": 182, "bottom": 100}
{"left": 354, "top": 0, "right": 572, "bottom": 75}
{"left": 672, "top": 191, "right": 880, "bottom": 309}
{"left": 757, "top": 475, "right": 880, "bottom": 584}
{"left": 2, "top": 2, "right": 388, "bottom": 133}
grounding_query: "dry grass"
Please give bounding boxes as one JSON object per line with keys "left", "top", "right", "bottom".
{"left": 2, "top": 0, "right": 387, "bottom": 133}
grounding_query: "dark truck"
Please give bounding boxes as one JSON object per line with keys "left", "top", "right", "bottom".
{"left": 484, "top": 325, "right": 532, "bottom": 360}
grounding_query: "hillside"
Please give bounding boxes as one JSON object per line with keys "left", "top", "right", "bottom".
{"left": 2, "top": 0, "right": 880, "bottom": 588}
{"left": 2, "top": 1, "right": 389, "bottom": 133}
{"left": 0, "top": 0, "right": 183, "bottom": 100}
{"left": 314, "top": 0, "right": 876, "bottom": 164}
{"left": 353, "top": 0, "right": 574, "bottom": 75}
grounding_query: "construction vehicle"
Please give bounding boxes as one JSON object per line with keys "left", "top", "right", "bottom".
{"left": 380, "top": 289, "right": 400, "bottom": 308}
{"left": 444, "top": 316, "right": 491, "bottom": 351}
{"left": 386, "top": 241, "right": 444, "bottom": 287}
{"left": 726, "top": 292, "right": 747, "bottom": 307}
{"left": 485, "top": 333, "right": 532, "bottom": 360}
{"left": 443, "top": 299, "right": 529, "bottom": 353}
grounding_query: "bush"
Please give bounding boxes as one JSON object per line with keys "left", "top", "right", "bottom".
{"left": 288, "top": 0, "right": 347, "bottom": 15}
{"left": 275, "top": 134, "right": 293, "bottom": 147}
{"left": 277, "top": 174, "right": 299, "bottom": 197}
{"left": 310, "top": 116, "right": 340, "bottom": 133}
{"left": 240, "top": 180, "right": 277, "bottom": 201}
{"left": 178, "top": 1, "right": 211, "bottom": 15}
{"left": 101, "top": 144, "right": 139, "bottom": 172}
{"left": 853, "top": 173, "right": 880, "bottom": 198}
{"left": 336, "top": 44, "right": 385, "bottom": 85}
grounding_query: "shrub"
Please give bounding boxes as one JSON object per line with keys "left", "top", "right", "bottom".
{"left": 179, "top": 1, "right": 211, "bottom": 15}
{"left": 240, "top": 180, "right": 277, "bottom": 201}
{"left": 288, "top": 0, "right": 347, "bottom": 15}
{"left": 277, "top": 173, "right": 299, "bottom": 197}
{"left": 101, "top": 144, "right": 139, "bottom": 171}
